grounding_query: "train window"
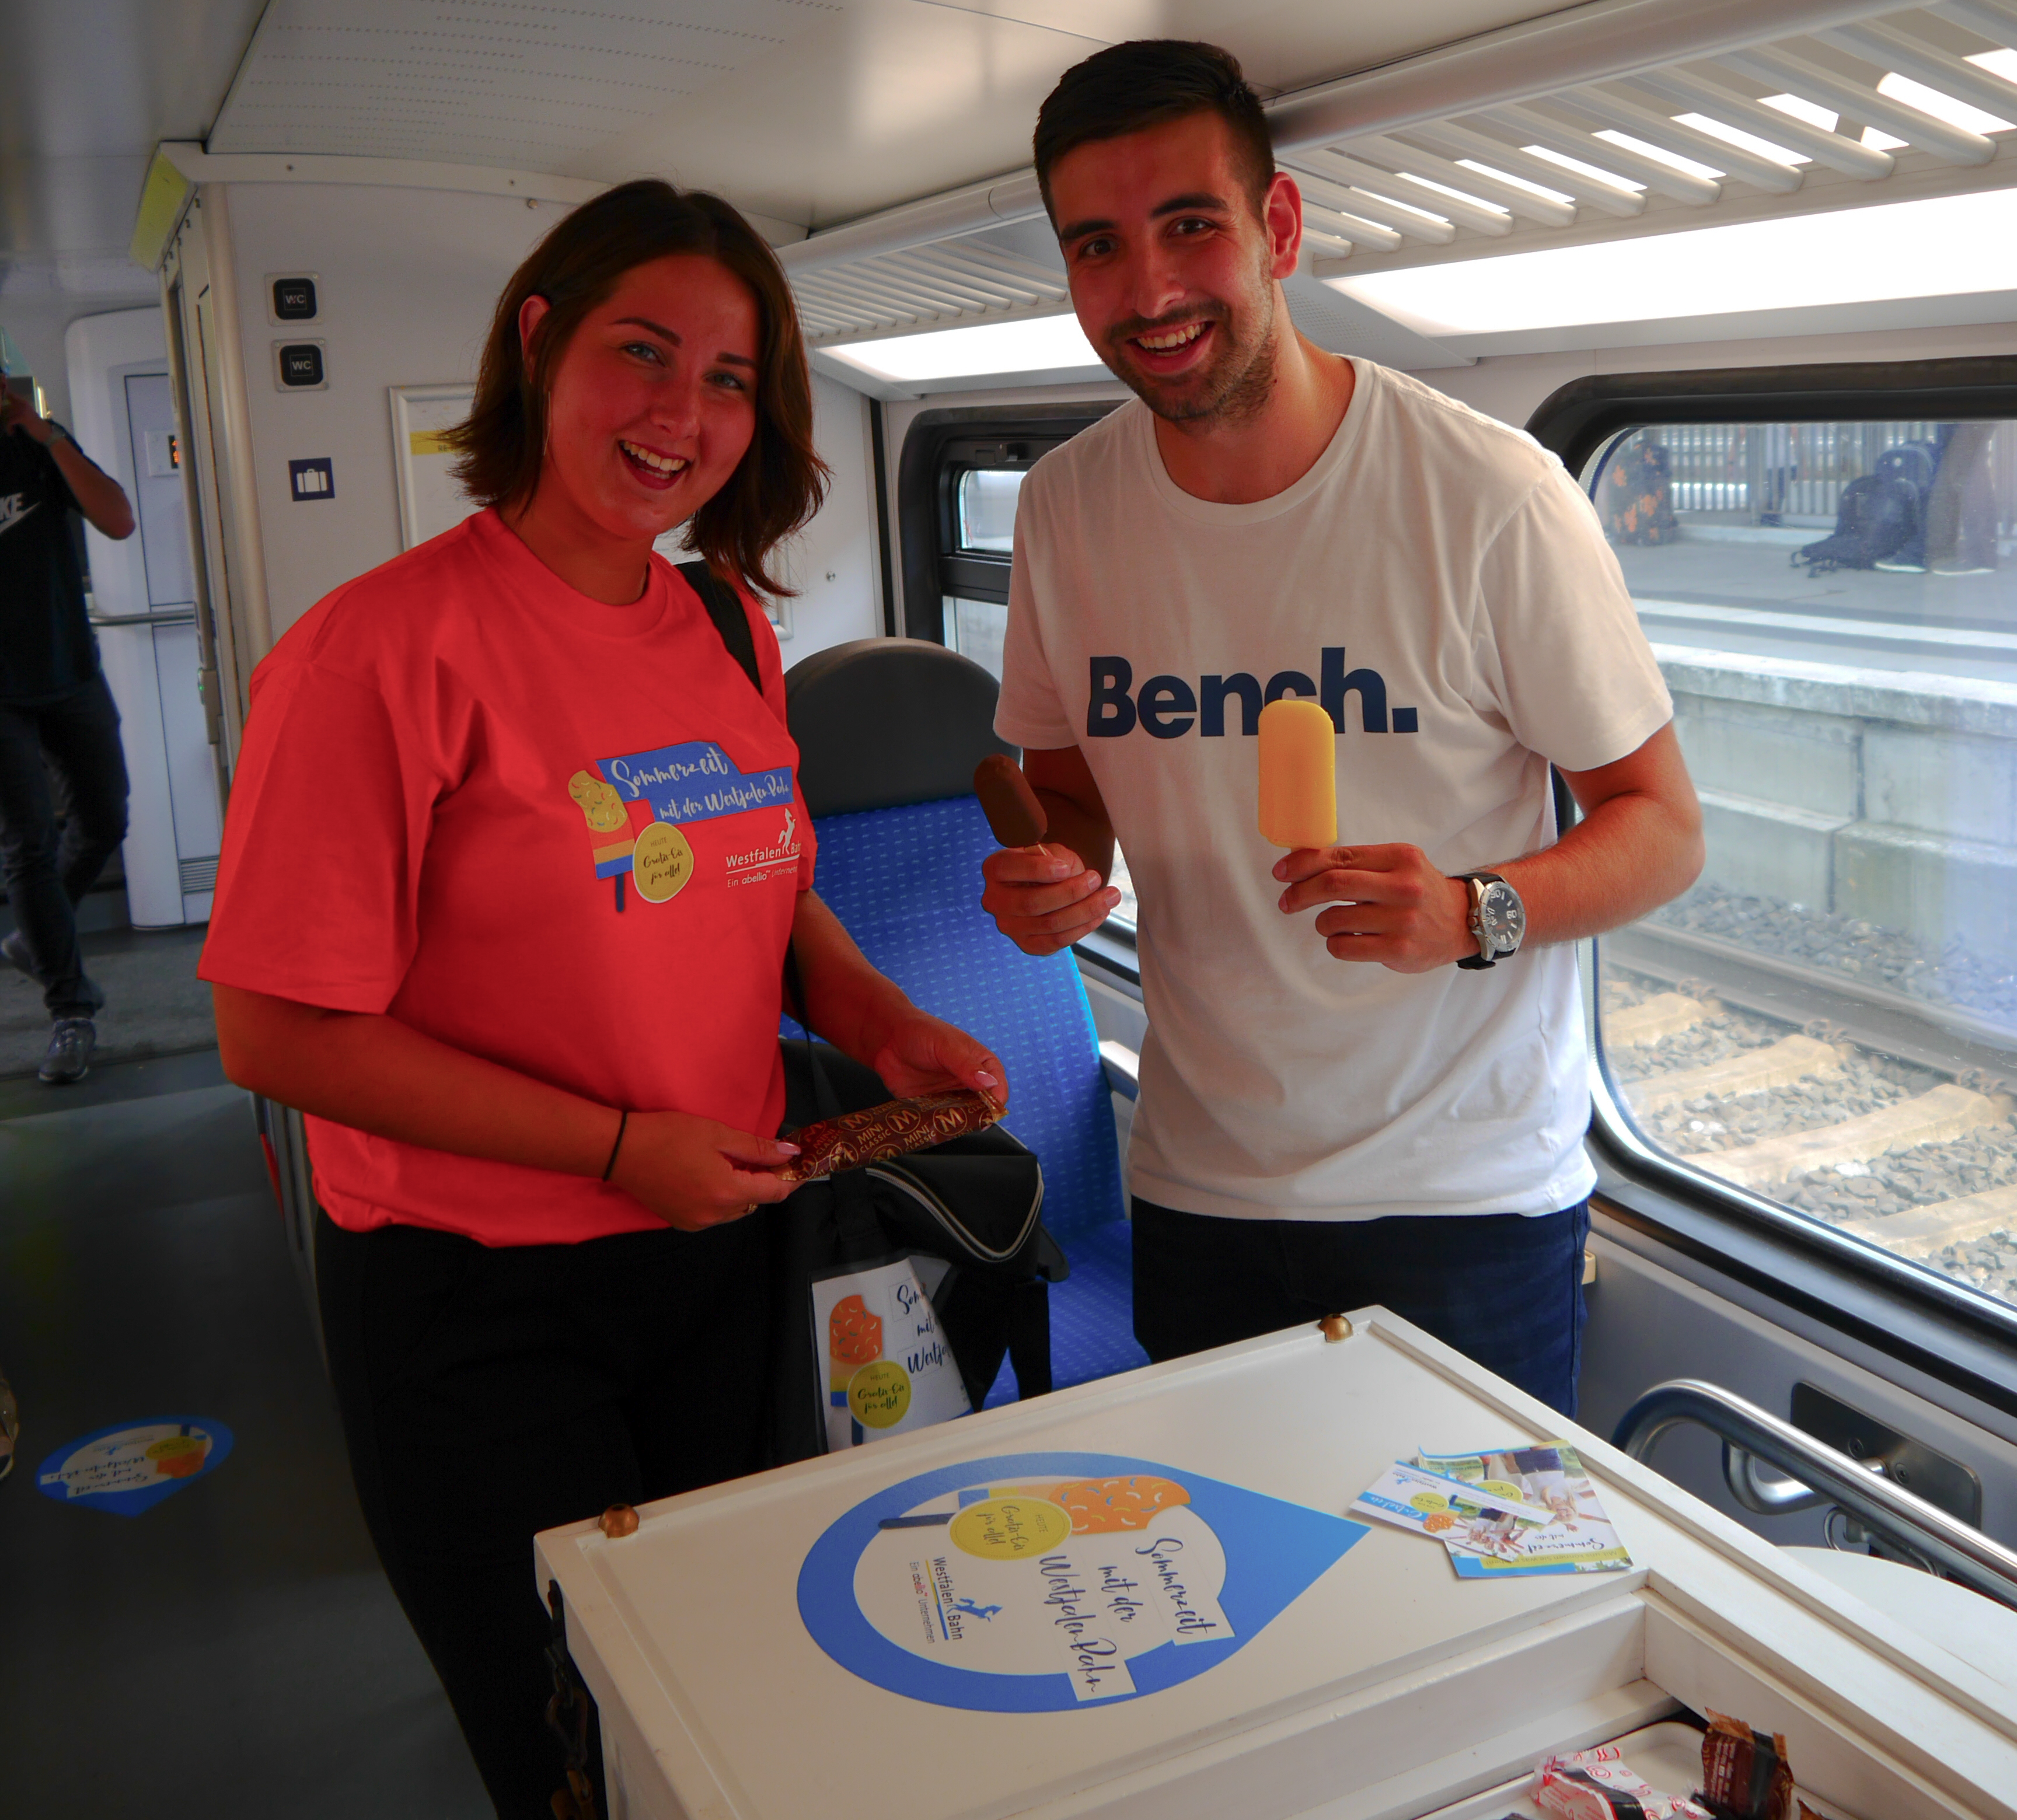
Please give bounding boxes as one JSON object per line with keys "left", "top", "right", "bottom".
{"left": 903, "top": 406, "right": 1140, "bottom": 941}
{"left": 1584, "top": 416, "right": 2017, "bottom": 1316}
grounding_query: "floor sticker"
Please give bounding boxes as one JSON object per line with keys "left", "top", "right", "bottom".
{"left": 36, "top": 1417, "right": 233, "bottom": 1516}
{"left": 797, "top": 1450, "right": 1366, "bottom": 1711}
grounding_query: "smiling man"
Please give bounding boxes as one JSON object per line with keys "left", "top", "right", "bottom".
{"left": 981, "top": 41, "right": 1704, "bottom": 1412}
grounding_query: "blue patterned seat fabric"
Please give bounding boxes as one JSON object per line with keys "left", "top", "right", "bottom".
{"left": 794, "top": 794, "right": 1146, "bottom": 1398}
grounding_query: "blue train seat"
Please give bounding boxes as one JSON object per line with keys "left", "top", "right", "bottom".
{"left": 783, "top": 638, "right": 1146, "bottom": 1396}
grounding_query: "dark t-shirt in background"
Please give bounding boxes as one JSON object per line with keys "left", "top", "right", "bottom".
{"left": 0, "top": 427, "right": 97, "bottom": 705}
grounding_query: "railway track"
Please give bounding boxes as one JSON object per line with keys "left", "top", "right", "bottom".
{"left": 1600, "top": 926, "right": 2017, "bottom": 1312}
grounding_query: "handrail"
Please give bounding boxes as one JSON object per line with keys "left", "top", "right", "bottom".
{"left": 1613, "top": 1378, "right": 2017, "bottom": 1609}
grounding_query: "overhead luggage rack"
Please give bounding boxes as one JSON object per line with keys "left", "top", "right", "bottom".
{"left": 782, "top": 0, "right": 2017, "bottom": 348}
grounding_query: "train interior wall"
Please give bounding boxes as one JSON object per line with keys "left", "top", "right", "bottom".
{"left": 207, "top": 180, "right": 884, "bottom": 655}
{"left": 20, "top": 172, "right": 2017, "bottom": 1566}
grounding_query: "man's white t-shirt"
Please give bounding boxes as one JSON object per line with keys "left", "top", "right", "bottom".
{"left": 994, "top": 359, "right": 1673, "bottom": 1222}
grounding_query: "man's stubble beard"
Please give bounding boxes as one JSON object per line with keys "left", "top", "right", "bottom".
{"left": 1114, "top": 264, "right": 1280, "bottom": 430}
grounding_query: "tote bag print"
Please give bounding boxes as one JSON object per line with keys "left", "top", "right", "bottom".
{"left": 812, "top": 1258, "right": 971, "bottom": 1449}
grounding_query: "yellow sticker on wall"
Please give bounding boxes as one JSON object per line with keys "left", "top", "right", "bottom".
{"left": 847, "top": 1360, "right": 912, "bottom": 1430}
{"left": 948, "top": 1494, "right": 1072, "bottom": 1561}
{"left": 631, "top": 821, "right": 695, "bottom": 903}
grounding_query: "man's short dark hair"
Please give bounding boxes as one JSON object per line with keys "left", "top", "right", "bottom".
{"left": 1034, "top": 40, "right": 1273, "bottom": 221}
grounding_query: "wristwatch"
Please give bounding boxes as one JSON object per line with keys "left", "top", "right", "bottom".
{"left": 1456, "top": 871, "right": 1525, "bottom": 970}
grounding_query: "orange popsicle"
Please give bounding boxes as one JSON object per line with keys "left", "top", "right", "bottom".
{"left": 1258, "top": 698, "right": 1336, "bottom": 848}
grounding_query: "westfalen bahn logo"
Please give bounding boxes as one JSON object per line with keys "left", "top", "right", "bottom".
{"left": 567, "top": 738, "right": 798, "bottom": 911}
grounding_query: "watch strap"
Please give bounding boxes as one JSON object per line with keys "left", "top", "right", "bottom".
{"left": 1457, "top": 870, "right": 1509, "bottom": 969}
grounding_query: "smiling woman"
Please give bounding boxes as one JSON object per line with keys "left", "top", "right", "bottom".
{"left": 193, "top": 176, "right": 1004, "bottom": 1818}
{"left": 445, "top": 179, "right": 828, "bottom": 600}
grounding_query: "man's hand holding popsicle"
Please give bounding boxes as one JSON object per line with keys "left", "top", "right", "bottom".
{"left": 976, "top": 752, "right": 1123, "bottom": 956}
{"left": 1259, "top": 698, "right": 1475, "bottom": 973}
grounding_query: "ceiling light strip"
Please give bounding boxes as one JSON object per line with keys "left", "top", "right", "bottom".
{"left": 1298, "top": 204, "right": 1406, "bottom": 251}
{"left": 1720, "top": 46, "right": 1999, "bottom": 161}
{"left": 1482, "top": 102, "right": 1722, "bottom": 201}
{"left": 1345, "top": 135, "right": 1579, "bottom": 225}
{"left": 1290, "top": 170, "right": 1458, "bottom": 242}
{"left": 1554, "top": 86, "right": 1804, "bottom": 190}
{"left": 1287, "top": 149, "right": 1514, "bottom": 233}
{"left": 1411, "top": 120, "right": 1646, "bottom": 214}
{"left": 1632, "top": 66, "right": 1895, "bottom": 174}
{"left": 1820, "top": 19, "right": 2017, "bottom": 120}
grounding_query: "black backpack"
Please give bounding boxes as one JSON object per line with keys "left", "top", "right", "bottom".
{"left": 673, "top": 558, "right": 1066, "bottom": 1458}
{"left": 1795, "top": 474, "right": 1920, "bottom": 575}
{"left": 1875, "top": 440, "right": 1938, "bottom": 497}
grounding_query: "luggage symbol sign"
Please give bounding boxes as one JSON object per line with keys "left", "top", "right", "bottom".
{"left": 797, "top": 1450, "right": 1366, "bottom": 1710}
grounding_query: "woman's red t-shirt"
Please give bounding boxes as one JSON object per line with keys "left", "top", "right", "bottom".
{"left": 199, "top": 508, "right": 815, "bottom": 1246}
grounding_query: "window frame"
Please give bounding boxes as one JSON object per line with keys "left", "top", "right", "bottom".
{"left": 896, "top": 404, "right": 1116, "bottom": 641}
{"left": 898, "top": 403, "right": 1145, "bottom": 974}
{"left": 1528, "top": 355, "right": 2017, "bottom": 1412}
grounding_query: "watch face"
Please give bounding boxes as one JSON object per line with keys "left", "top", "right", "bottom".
{"left": 1478, "top": 880, "right": 1524, "bottom": 953}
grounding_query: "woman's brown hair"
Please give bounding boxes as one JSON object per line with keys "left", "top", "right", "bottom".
{"left": 447, "top": 179, "right": 828, "bottom": 596}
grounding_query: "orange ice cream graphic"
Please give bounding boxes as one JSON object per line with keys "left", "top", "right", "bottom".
{"left": 829, "top": 1293, "right": 883, "bottom": 1392}
{"left": 147, "top": 1434, "right": 210, "bottom": 1479}
{"left": 568, "top": 768, "right": 651, "bottom": 911}
{"left": 1049, "top": 1475, "right": 1191, "bottom": 1533}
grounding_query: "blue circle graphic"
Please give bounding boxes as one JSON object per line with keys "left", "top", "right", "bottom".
{"left": 796, "top": 1450, "right": 1365, "bottom": 1712}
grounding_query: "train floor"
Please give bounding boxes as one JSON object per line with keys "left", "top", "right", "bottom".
{"left": 0, "top": 1049, "right": 489, "bottom": 1819}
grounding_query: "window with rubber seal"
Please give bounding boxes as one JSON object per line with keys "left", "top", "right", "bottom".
{"left": 1585, "top": 419, "right": 2017, "bottom": 1314}
{"left": 944, "top": 463, "right": 1139, "bottom": 934}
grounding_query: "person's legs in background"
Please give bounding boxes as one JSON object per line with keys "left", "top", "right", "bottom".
{"left": 0, "top": 675, "right": 127, "bottom": 1082}
{"left": 1130, "top": 1200, "right": 1306, "bottom": 1363}
{"left": 1130, "top": 1199, "right": 1591, "bottom": 1416}
{"left": 1284, "top": 1206, "right": 1592, "bottom": 1416}
{"left": 1924, "top": 422, "right": 1999, "bottom": 577}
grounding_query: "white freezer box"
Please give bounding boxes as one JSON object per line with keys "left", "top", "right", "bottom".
{"left": 535, "top": 1312, "right": 2017, "bottom": 1820}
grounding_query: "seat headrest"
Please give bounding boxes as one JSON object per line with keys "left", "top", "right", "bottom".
{"left": 785, "top": 638, "right": 1015, "bottom": 818}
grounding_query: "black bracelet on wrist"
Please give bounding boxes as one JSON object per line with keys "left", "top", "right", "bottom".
{"left": 602, "top": 1109, "right": 629, "bottom": 1182}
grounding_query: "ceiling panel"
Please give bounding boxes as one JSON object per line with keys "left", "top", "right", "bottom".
{"left": 777, "top": 0, "right": 2017, "bottom": 354}
{"left": 0, "top": 0, "right": 265, "bottom": 261}
{"left": 207, "top": 0, "right": 846, "bottom": 166}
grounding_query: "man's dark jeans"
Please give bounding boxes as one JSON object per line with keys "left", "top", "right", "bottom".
{"left": 1132, "top": 1197, "right": 1592, "bottom": 1416}
{"left": 0, "top": 674, "right": 128, "bottom": 1018}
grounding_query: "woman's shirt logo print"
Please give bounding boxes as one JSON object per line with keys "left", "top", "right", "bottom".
{"left": 565, "top": 739, "right": 797, "bottom": 907}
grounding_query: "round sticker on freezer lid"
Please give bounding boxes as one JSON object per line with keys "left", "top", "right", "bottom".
{"left": 36, "top": 1417, "right": 234, "bottom": 1516}
{"left": 796, "top": 1451, "right": 1366, "bottom": 1712}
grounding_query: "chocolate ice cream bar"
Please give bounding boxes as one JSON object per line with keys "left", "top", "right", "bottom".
{"left": 779, "top": 1089, "right": 1003, "bottom": 1184}
{"left": 973, "top": 754, "right": 1047, "bottom": 848}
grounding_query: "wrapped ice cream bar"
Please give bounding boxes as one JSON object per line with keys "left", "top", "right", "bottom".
{"left": 1257, "top": 697, "right": 1336, "bottom": 849}
{"left": 1534, "top": 1748, "right": 1709, "bottom": 1819}
{"left": 1701, "top": 1713, "right": 1797, "bottom": 1820}
{"left": 778, "top": 1089, "right": 1003, "bottom": 1184}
